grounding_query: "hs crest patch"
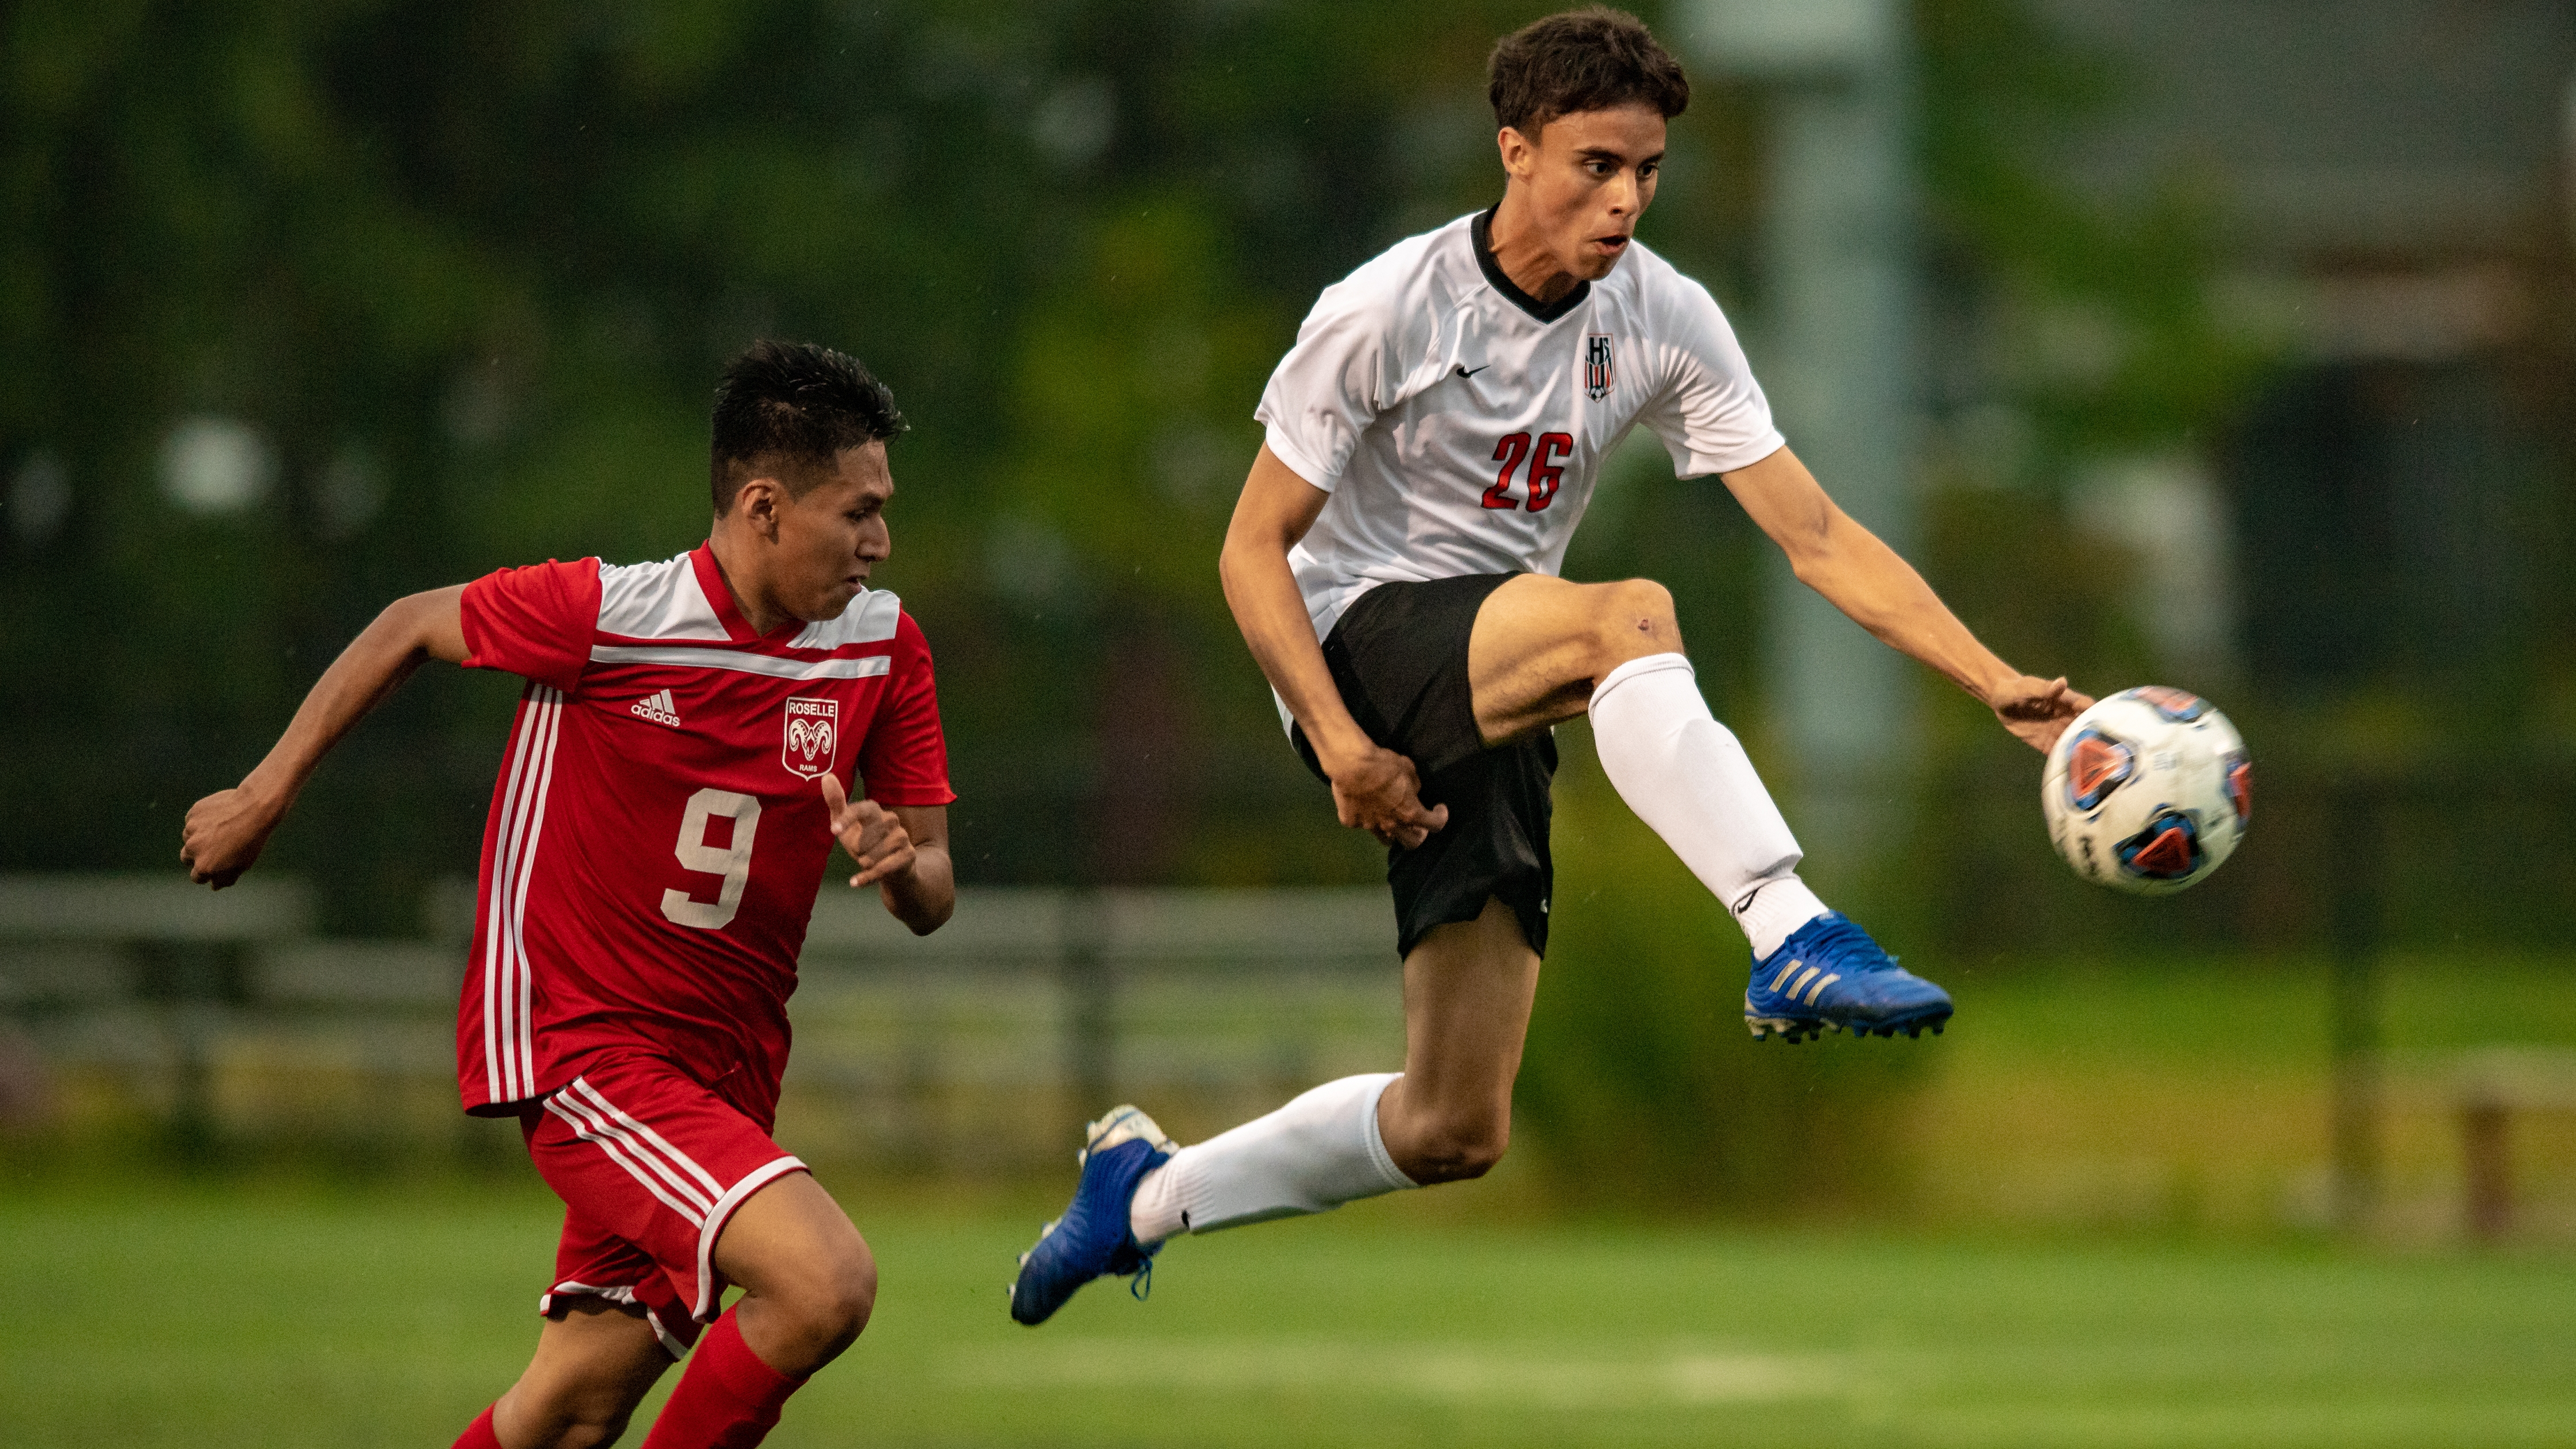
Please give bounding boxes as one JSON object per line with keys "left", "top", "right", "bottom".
{"left": 1584, "top": 333, "right": 1614, "bottom": 401}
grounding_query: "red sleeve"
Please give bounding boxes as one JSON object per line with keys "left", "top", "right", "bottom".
{"left": 458, "top": 558, "right": 601, "bottom": 695}
{"left": 857, "top": 610, "right": 956, "bottom": 807}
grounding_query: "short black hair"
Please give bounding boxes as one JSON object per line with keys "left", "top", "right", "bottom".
{"left": 1488, "top": 7, "right": 1690, "bottom": 138}
{"left": 709, "top": 339, "right": 906, "bottom": 515}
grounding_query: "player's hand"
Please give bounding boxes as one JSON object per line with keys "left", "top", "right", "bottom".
{"left": 822, "top": 774, "right": 916, "bottom": 888}
{"left": 1326, "top": 743, "right": 1450, "bottom": 849}
{"left": 181, "top": 786, "right": 283, "bottom": 890}
{"left": 1989, "top": 675, "right": 2092, "bottom": 755}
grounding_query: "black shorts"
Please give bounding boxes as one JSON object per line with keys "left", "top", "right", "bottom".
{"left": 1290, "top": 573, "right": 1554, "bottom": 960}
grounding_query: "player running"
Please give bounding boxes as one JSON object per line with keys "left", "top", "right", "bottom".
{"left": 180, "top": 341, "right": 955, "bottom": 1449}
{"left": 1009, "top": 7, "right": 2090, "bottom": 1325}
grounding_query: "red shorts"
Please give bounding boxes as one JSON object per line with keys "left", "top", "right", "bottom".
{"left": 520, "top": 1053, "right": 806, "bottom": 1358}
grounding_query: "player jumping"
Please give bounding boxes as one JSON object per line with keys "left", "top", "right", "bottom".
{"left": 181, "top": 341, "right": 956, "bottom": 1448}
{"left": 1009, "top": 7, "right": 2090, "bottom": 1325}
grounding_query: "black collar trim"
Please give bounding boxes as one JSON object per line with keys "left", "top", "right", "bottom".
{"left": 1472, "top": 207, "right": 1589, "bottom": 324}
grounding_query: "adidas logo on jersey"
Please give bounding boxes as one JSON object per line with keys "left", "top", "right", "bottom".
{"left": 629, "top": 689, "right": 682, "bottom": 728}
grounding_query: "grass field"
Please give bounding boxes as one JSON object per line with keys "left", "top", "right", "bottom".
{"left": 5, "top": 1179, "right": 2572, "bottom": 1449}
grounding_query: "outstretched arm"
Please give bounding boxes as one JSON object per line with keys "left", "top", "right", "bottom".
{"left": 1720, "top": 446, "right": 2090, "bottom": 753}
{"left": 181, "top": 586, "right": 469, "bottom": 888}
{"left": 1219, "top": 445, "right": 1448, "bottom": 848}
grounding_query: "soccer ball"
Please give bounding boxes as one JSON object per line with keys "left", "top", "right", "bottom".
{"left": 2041, "top": 686, "right": 2249, "bottom": 894}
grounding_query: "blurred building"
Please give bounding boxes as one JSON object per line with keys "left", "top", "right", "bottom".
{"left": 2046, "top": 0, "right": 2575, "bottom": 702}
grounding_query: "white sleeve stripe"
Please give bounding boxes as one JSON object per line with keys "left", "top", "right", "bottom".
{"left": 483, "top": 687, "right": 560, "bottom": 1103}
{"left": 587, "top": 646, "right": 892, "bottom": 681}
{"left": 506, "top": 690, "right": 562, "bottom": 1099}
{"left": 480, "top": 696, "right": 542, "bottom": 1103}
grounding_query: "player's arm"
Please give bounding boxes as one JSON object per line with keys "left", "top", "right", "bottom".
{"left": 820, "top": 776, "right": 953, "bottom": 934}
{"left": 181, "top": 585, "right": 470, "bottom": 888}
{"left": 1719, "top": 445, "right": 2090, "bottom": 753}
{"left": 1219, "top": 445, "right": 1447, "bottom": 849}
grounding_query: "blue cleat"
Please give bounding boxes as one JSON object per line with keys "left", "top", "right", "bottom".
{"left": 1008, "top": 1105, "right": 1175, "bottom": 1326}
{"left": 1745, "top": 913, "right": 1952, "bottom": 1043}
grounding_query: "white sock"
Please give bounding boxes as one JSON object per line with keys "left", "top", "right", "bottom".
{"left": 1588, "top": 652, "right": 1831, "bottom": 959}
{"left": 1129, "top": 1072, "right": 1415, "bottom": 1245}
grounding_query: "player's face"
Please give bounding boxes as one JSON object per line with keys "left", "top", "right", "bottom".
{"left": 775, "top": 441, "right": 894, "bottom": 620}
{"left": 1502, "top": 104, "right": 1665, "bottom": 281}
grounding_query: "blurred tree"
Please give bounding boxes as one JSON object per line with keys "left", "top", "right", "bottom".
{"left": 0, "top": 0, "right": 1556, "bottom": 919}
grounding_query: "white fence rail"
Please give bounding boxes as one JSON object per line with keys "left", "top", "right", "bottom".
{"left": 0, "top": 875, "right": 1406, "bottom": 1170}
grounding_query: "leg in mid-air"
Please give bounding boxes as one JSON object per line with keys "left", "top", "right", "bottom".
{"left": 1467, "top": 573, "right": 1951, "bottom": 1042}
{"left": 1009, "top": 896, "right": 1538, "bottom": 1325}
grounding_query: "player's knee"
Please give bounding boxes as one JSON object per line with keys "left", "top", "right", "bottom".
{"left": 1398, "top": 1112, "right": 1512, "bottom": 1184}
{"left": 803, "top": 1227, "right": 886, "bottom": 1340}
{"left": 1592, "top": 578, "right": 1680, "bottom": 666}
{"left": 796, "top": 1235, "right": 878, "bottom": 1351}
{"left": 504, "top": 1375, "right": 643, "bottom": 1449}
{"left": 551, "top": 1407, "right": 639, "bottom": 1449}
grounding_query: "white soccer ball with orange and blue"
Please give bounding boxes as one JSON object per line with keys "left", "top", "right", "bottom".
{"left": 2041, "top": 686, "right": 2250, "bottom": 895}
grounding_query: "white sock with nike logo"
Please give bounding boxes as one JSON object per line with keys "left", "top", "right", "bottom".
{"left": 1587, "top": 652, "right": 1829, "bottom": 959}
{"left": 1128, "top": 1072, "right": 1414, "bottom": 1246}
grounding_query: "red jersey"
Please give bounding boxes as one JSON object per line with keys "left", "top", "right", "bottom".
{"left": 452, "top": 543, "right": 953, "bottom": 1115}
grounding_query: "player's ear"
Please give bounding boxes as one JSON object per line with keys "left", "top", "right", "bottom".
{"left": 735, "top": 477, "right": 785, "bottom": 540}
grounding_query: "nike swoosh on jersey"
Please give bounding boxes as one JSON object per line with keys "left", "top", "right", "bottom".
{"left": 1452, "top": 363, "right": 1491, "bottom": 378}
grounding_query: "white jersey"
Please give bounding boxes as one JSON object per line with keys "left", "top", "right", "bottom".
{"left": 1257, "top": 209, "right": 1784, "bottom": 643}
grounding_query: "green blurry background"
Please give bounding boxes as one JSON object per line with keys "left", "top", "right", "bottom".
{"left": 3, "top": 1, "right": 2573, "bottom": 1444}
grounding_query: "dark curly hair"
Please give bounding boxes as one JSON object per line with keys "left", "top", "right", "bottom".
{"left": 1488, "top": 7, "right": 1690, "bottom": 137}
{"left": 709, "top": 339, "right": 906, "bottom": 515}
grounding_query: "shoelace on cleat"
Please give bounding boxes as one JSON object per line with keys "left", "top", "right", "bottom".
{"left": 1128, "top": 1255, "right": 1154, "bottom": 1301}
{"left": 1789, "top": 916, "right": 1897, "bottom": 976}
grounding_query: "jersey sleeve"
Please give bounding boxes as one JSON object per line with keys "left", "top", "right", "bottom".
{"left": 856, "top": 612, "right": 957, "bottom": 807}
{"left": 1635, "top": 276, "right": 1786, "bottom": 480}
{"left": 458, "top": 558, "right": 602, "bottom": 695}
{"left": 1253, "top": 281, "right": 1403, "bottom": 491}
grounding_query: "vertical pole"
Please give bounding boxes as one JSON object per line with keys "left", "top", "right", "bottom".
{"left": 2459, "top": 1091, "right": 2511, "bottom": 1242}
{"left": 1685, "top": 0, "right": 1920, "bottom": 864}
{"left": 136, "top": 941, "right": 239, "bottom": 1163}
{"left": 2327, "top": 783, "right": 2382, "bottom": 1231}
{"left": 1761, "top": 74, "right": 1919, "bottom": 857}
{"left": 1059, "top": 890, "right": 1114, "bottom": 1137}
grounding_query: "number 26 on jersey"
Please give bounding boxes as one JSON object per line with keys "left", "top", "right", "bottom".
{"left": 1483, "top": 432, "right": 1571, "bottom": 513}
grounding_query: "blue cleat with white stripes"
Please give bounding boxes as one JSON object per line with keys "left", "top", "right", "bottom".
{"left": 1008, "top": 1105, "right": 1175, "bottom": 1326}
{"left": 1745, "top": 913, "right": 1951, "bottom": 1043}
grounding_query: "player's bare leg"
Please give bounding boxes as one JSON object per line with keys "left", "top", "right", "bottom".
{"left": 1464, "top": 573, "right": 1681, "bottom": 745}
{"left": 1464, "top": 571, "right": 1951, "bottom": 1038}
{"left": 709, "top": 1170, "right": 878, "bottom": 1375}
{"left": 1376, "top": 897, "right": 1542, "bottom": 1184}
{"left": 1009, "top": 899, "right": 1537, "bottom": 1324}
{"left": 487, "top": 1304, "right": 672, "bottom": 1449}
{"left": 596, "top": 1172, "right": 875, "bottom": 1448}
{"left": 1464, "top": 572, "right": 1827, "bottom": 950}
